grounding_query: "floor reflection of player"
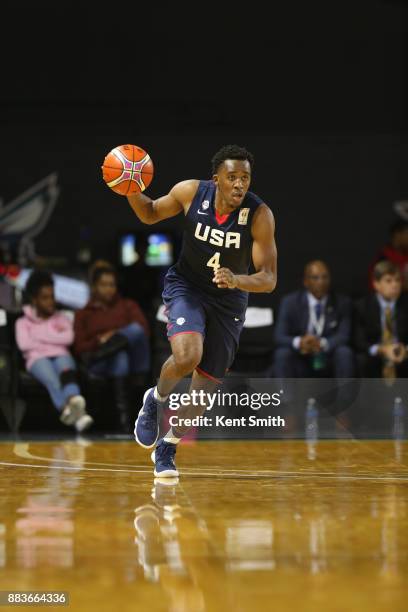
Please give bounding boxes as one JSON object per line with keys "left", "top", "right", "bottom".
{"left": 134, "top": 479, "right": 208, "bottom": 611}
{"left": 128, "top": 145, "right": 277, "bottom": 476}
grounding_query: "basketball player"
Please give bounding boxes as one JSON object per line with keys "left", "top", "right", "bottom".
{"left": 127, "top": 145, "right": 277, "bottom": 477}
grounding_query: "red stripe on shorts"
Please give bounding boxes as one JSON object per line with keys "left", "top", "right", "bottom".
{"left": 195, "top": 366, "right": 222, "bottom": 384}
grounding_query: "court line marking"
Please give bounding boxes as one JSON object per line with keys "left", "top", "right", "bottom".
{"left": 14, "top": 443, "right": 332, "bottom": 474}
{"left": 13, "top": 442, "right": 149, "bottom": 469}
{"left": 0, "top": 461, "right": 151, "bottom": 474}
{"left": 14, "top": 442, "right": 408, "bottom": 478}
{"left": 9, "top": 443, "right": 408, "bottom": 479}
{"left": 1, "top": 460, "right": 408, "bottom": 481}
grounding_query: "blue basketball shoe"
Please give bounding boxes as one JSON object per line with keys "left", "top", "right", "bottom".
{"left": 134, "top": 387, "right": 160, "bottom": 449}
{"left": 151, "top": 439, "right": 179, "bottom": 477}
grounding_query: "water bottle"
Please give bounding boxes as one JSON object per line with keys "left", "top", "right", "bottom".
{"left": 392, "top": 397, "right": 404, "bottom": 440}
{"left": 312, "top": 352, "right": 326, "bottom": 371}
{"left": 305, "top": 398, "right": 319, "bottom": 441}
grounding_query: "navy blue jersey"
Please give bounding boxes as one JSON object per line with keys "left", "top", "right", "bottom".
{"left": 174, "top": 180, "right": 263, "bottom": 309}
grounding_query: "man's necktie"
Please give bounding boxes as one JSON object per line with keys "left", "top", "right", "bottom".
{"left": 382, "top": 305, "right": 396, "bottom": 383}
{"left": 312, "top": 302, "right": 325, "bottom": 370}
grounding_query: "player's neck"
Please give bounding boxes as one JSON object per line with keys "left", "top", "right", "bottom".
{"left": 214, "top": 191, "right": 234, "bottom": 215}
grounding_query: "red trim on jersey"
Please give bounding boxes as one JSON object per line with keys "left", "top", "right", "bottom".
{"left": 195, "top": 367, "right": 222, "bottom": 383}
{"left": 215, "top": 210, "right": 230, "bottom": 225}
{"left": 169, "top": 331, "right": 203, "bottom": 341}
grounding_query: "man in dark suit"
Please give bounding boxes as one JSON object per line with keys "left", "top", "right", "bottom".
{"left": 354, "top": 260, "right": 408, "bottom": 379}
{"left": 273, "top": 260, "right": 354, "bottom": 378}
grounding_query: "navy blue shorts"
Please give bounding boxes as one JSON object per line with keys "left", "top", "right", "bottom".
{"left": 162, "top": 267, "right": 246, "bottom": 381}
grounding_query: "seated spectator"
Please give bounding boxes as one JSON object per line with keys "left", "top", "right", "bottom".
{"left": 15, "top": 270, "right": 93, "bottom": 432}
{"left": 273, "top": 260, "right": 354, "bottom": 378}
{"left": 354, "top": 261, "right": 408, "bottom": 380}
{"left": 74, "top": 261, "right": 150, "bottom": 433}
{"left": 369, "top": 219, "right": 408, "bottom": 291}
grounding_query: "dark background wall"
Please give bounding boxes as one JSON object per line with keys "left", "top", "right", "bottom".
{"left": 1, "top": 0, "right": 407, "bottom": 302}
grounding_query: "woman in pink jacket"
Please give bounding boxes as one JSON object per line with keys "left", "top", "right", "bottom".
{"left": 15, "top": 270, "right": 93, "bottom": 432}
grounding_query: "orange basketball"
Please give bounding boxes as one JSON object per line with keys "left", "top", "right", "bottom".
{"left": 101, "top": 144, "right": 154, "bottom": 195}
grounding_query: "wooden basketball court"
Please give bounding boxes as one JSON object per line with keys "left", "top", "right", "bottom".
{"left": 0, "top": 439, "right": 407, "bottom": 611}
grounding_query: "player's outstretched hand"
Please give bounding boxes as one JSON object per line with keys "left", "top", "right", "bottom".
{"left": 213, "top": 268, "right": 238, "bottom": 289}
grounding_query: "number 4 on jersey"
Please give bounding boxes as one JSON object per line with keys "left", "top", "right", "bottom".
{"left": 207, "top": 252, "right": 221, "bottom": 272}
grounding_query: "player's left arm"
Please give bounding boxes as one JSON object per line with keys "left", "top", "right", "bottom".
{"left": 213, "top": 204, "right": 277, "bottom": 293}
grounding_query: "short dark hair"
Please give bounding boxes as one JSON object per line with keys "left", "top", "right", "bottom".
{"left": 25, "top": 270, "right": 54, "bottom": 301}
{"left": 211, "top": 145, "right": 254, "bottom": 174}
{"left": 373, "top": 260, "right": 400, "bottom": 281}
{"left": 90, "top": 264, "right": 116, "bottom": 286}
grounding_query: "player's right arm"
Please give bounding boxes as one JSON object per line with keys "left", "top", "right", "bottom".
{"left": 127, "top": 179, "right": 199, "bottom": 224}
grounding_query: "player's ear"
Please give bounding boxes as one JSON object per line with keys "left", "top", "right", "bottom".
{"left": 212, "top": 174, "right": 219, "bottom": 185}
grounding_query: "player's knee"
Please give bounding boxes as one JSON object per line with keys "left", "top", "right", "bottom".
{"left": 173, "top": 347, "right": 203, "bottom": 376}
